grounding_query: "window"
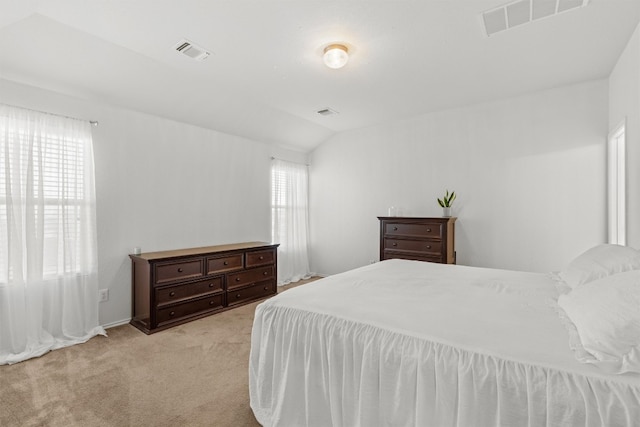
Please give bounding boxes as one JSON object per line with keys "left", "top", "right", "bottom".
{"left": 270, "top": 159, "right": 310, "bottom": 284}
{"left": 0, "top": 122, "right": 95, "bottom": 281}
{"left": 271, "top": 166, "right": 288, "bottom": 245}
{"left": 608, "top": 122, "right": 626, "bottom": 245}
{"left": 0, "top": 104, "right": 104, "bottom": 365}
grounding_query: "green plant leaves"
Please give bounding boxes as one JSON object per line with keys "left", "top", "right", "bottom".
{"left": 437, "top": 190, "right": 456, "bottom": 207}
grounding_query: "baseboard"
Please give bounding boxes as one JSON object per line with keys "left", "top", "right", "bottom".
{"left": 102, "top": 318, "right": 132, "bottom": 330}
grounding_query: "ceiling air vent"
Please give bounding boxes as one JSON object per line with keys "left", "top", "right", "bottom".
{"left": 317, "top": 108, "right": 339, "bottom": 116}
{"left": 174, "top": 39, "right": 210, "bottom": 61}
{"left": 482, "top": 0, "right": 590, "bottom": 37}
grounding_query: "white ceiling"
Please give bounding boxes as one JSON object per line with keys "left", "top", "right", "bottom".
{"left": 1, "top": 0, "right": 639, "bottom": 152}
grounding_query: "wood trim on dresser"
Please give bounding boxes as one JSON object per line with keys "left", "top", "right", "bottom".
{"left": 129, "top": 241, "right": 279, "bottom": 334}
{"left": 378, "top": 217, "right": 456, "bottom": 264}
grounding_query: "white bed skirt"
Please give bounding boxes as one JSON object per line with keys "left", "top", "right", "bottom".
{"left": 249, "top": 260, "right": 640, "bottom": 427}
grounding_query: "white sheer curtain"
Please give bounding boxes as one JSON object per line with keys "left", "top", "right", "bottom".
{"left": 0, "top": 105, "right": 105, "bottom": 365}
{"left": 271, "top": 159, "right": 311, "bottom": 285}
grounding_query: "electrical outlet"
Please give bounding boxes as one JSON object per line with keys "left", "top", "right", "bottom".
{"left": 98, "top": 289, "right": 109, "bottom": 303}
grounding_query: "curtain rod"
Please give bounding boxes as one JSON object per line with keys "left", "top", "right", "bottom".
{"left": 270, "top": 156, "right": 309, "bottom": 166}
{"left": 1, "top": 103, "right": 98, "bottom": 126}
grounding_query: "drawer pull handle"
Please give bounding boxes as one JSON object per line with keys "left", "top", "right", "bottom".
{"left": 392, "top": 243, "right": 397, "bottom": 246}
{"left": 209, "top": 283, "right": 215, "bottom": 288}
{"left": 169, "top": 311, "right": 175, "bottom": 317}
{"left": 259, "top": 256, "right": 264, "bottom": 260}
{"left": 263, "top": 286, "right": 269, "bottom": 291}
{"left": 235, "top": 277, "right": 241, "bottom": 282}
{"left": 426, "top": 228, "right": 431, "bottom": 232}
{"left": 223, "top": 261, "right": 228, "bottom": 266}
{"left": 263, "top": 271, "right": 268, "bottom": 276}
{"left": 169, "top": 291, "right": 176, "bottom": 297}
{"left": 393, "top": 226, "right": 398, "bottom": 231}
{"left": 427, "top": 245, "right": 431, "bottom": 249}
{"left": 178, "top": 268, "right": 184, "bottom": 273}
{"left": 209, "top": 300, "right": 215, "bottom": 305}
{"left": 236, "top": 294, "right": 241, "bottom": 299}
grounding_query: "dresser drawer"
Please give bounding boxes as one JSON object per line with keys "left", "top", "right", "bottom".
{"left": 227, "top": 266, "right": 275, "bottom": 290}
{"left": 156, "top": 276, "right": 224, "bottom": 307}
{"left": 155, "top": 258, "right": 204, "bottom": 285}
{"left": 384, "top": 238, "right": 442, "bottom": 255}
{"left": 156, "top": 294, "right": 224, "bottom": 326}
{"left": 384, "top": 222, "right": 442, "bottom": 239}
{"left": 207, "top": 254, "right": 243, "bottom": 275}
{"left": 384, "top": 253, "right": 443, "bottom": 263}
{"left": 227, "top": 280, "right": 276, "bottom": 307}
{"left": 246, "top": 249, "right": 276, "bottom": 267}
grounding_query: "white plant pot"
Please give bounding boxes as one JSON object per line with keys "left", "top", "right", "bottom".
{"left": 442, "top": 207, "right": 451, "bottom": 217}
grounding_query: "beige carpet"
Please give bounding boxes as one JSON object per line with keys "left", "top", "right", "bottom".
{"left": 0, "top": 278, "right": 318, "bottom": 427}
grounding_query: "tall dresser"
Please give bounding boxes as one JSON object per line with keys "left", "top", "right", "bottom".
{"left": 129, "top": 241, "right": 279, "bottom": 334}
{"left": 378, "top": 217, "right": 456, "bottom": 264}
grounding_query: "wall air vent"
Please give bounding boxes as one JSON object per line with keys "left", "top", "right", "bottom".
{"left": 174, "top": 39, "right": 210, "bottom": 61}
{"left": 482, "top": 0, "right": 590, "bottom": 37}
{"left": 317, "top": 108, "right": 339, "bottom": 116}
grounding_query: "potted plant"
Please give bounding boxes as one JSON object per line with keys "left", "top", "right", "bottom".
{"left": 437, "top": 190, "right": 456, "bottom": 217}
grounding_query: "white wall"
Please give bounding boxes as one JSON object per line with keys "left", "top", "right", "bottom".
{"left": 309, "top": 80, "right": 608, "bottom": 276}
{"left": 609, "top": 22, "right": 640, "bottom": 249}
{"left": 0, "top": 78, "right": 306, "bottom": 327}
{"left": 0, "top": 65, "right": 620, "bottom": 324}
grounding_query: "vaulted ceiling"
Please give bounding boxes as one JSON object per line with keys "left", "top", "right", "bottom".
{"left": 1, "top": 1, "right": 639, "bottom": 152}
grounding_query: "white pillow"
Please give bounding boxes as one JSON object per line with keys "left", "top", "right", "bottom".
{"left": 558, "top": 244, "right": 640, "bottom": 289}
{"left": 557, "top": 269, "right": 640, "bottom": 374}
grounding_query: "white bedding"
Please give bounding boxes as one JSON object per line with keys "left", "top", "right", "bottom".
{"left": 249, "top": 259, "right": 640, "bottom": 427}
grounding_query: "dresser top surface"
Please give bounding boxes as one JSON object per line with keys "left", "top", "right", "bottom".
{"left": 378, "top": 216, "right": 457, "bottom": 222}
{"left": 130, "top": 241, "right": 278, "bottom": 261}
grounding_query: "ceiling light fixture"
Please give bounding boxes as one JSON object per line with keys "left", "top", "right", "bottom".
{"left": 323, "top": 44, "right": 349, "bottom": 69}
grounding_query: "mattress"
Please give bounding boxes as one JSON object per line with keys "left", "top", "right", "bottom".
{"left": 249, "top": 259, "right": 640, "bottom": 427}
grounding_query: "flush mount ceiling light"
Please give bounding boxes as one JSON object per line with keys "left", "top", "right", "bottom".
{"left": 323, "top": 44, "right": 349, "bottom": 69}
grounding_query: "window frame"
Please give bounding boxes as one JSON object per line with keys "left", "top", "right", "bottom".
{"left": 607, "top": 120, "right": 626, "bottom": 245}
{"left": 0, "top": 126, "right": 90, "bottom": 281}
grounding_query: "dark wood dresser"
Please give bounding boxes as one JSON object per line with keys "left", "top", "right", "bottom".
{"left": 129, "top": 241, "right": 279, "bottom": 334}
{"left": 378, "top": 217, "right": 456, "bottom": 264}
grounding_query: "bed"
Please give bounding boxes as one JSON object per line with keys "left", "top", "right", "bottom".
{"left": 249, "top": 254, "right": 640, "bottom": 426}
